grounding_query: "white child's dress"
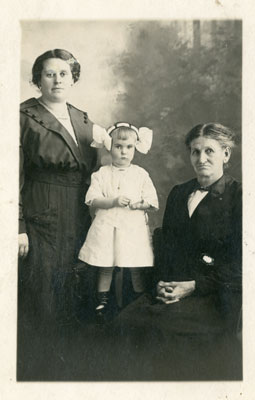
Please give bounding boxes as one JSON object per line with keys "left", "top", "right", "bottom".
{"left": 78, "top": 164, "right": 158, "bottom": 267}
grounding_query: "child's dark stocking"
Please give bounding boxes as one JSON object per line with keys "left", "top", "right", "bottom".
{"left": 131, "top": 268, "right": 146, "bottom": 295}
{"left": 96, "top": 267, "right": 114, "bottom": 318}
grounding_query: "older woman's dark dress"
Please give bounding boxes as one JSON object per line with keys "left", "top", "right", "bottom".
{"left": 19, "top": 97, "right": 97, "bottom": 327}
{"left": 100, "top": 174, "right": 242, "bottom": 380}
{"left": 159, "top": 174, "right": 241, "bottom": 302}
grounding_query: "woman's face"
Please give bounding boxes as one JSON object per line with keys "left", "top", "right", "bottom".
{"left": 190, "top": 136, "right": 230, "bottom": 182}
{"left": 39, "top": 58, "right": 74, "bottom": 103}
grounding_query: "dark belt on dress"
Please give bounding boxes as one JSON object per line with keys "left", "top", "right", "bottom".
{"left": 26, "top": 168, "right": 88, "bottom": 187}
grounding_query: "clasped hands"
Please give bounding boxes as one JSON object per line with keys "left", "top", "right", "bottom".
{"left": 114, "top": 196, "right": 149, "bottom": 210}
{"left": 156, "top": 280, "right": 196, "bottom": 304}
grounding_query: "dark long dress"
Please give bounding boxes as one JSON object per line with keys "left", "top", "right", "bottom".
{"left": 98, "top": 174, "right": 242, "bottom": 380}
{"left": 19, "top": 97, "right": 97, "bottom": 327}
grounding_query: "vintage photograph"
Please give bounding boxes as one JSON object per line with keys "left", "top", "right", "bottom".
{"left": 18, "top": 20, "right": 242, "bottom": 381}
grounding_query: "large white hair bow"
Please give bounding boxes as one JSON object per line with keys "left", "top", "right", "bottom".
{"left": 91, "top": 123, "right": 153, "bottom": 154}
{"left": 91, "top": 124, "right": 112, "bottom": 151}
{"left": 135, "top": 126, "right": 153, "bottom": 154}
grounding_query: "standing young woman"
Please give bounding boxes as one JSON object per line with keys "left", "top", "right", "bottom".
{"left": 19, "top": 49, "right": 98, "bottom": 331}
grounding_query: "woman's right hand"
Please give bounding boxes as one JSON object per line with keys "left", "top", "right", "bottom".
{"left": 156, "top": 280, "right": 195, "bottom": 304}
{"left": 156, "top": 281, "right": 180, "bottom": 304}
{"left": 18, "top": 233, "right": 29, "bottom": 258}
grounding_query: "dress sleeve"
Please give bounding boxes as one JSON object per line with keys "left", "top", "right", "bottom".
{"left": 85, "top": 169, "right": 104, "bottom": 206}
{"left": 141, "top": 171, "right": 159, "bottom": 209}
{"left": 19, "top": 136, "right": 26, "bottom": 234}
{"left": 19, "top": 112, "right": 27, "bottom": 234}
{"left": 156, "top": 185, "right": 180, "bottom": 281}
{"left": 195, "top": 183, "right": 242, "bottom": 296}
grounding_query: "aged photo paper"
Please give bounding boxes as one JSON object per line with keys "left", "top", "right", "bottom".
{"left": 1, "top": 0, "right": 255, "bottom": 399}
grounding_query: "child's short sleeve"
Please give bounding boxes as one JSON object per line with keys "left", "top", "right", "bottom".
{"left": 141, "top": 171, "right": 159, "bottom": 210}
{"left": 85, "top": 169, "right": 103, "bottom": 206}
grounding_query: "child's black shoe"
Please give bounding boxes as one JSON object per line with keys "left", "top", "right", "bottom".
{"left": 95, "top": 291, "right": 110, "bottom": 322}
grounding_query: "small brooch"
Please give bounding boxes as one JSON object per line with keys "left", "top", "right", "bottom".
{"left": 201, "top": 254, "right": 214, "bottom": 266}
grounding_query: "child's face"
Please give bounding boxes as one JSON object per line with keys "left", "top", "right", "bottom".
{"left": 111, "top": 136, "right": 136, "bottom": 167}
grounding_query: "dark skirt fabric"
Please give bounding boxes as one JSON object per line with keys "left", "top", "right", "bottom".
{"left": 19, "top": 170, "right": 92, "bottom": 327}
{"left": 94, "top": 293, "right": 242, "bottom": 380}
{"left": 17, "top": 290, "right": 242, "bottom": 381}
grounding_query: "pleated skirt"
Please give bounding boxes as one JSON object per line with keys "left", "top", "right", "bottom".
{"left": 20, "top": 169, "right": 91, "bottom": 324}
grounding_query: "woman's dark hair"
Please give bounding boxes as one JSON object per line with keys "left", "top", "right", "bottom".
{"left": 32, "top": 49, "right": 80, "bottom": 87}
{"left": 185, "top": 123, "right": 236, "bottom": 150}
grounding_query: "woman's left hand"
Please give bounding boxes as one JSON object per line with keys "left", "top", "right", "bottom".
{"left": 156, "top": 280, "right": 196, "bottom": 304}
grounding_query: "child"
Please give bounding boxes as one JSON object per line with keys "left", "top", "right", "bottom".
{"left": 78, "top": 122, "right": 158, "bottom": 318}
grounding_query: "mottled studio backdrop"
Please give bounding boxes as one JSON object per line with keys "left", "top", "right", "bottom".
{"left": 21, "top": 20, "right": 242, "bottom": 230}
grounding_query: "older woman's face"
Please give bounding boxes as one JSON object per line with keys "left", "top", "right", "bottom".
{"left": 190, "top": 137, "right": 230, "bottom": 181}
{"left": 39, "top": 58, "right": 74, "bottom": 103}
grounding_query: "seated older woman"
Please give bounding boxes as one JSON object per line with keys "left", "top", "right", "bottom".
{"left": 156, "top": 122, "right": 241, "bottom": 314}
{"left": 100, "top": 123, "right": 242, "bottom": 380}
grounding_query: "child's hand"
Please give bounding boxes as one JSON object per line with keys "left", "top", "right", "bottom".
{"left": 129, "top": 201, "right": 141, "bottom": 210}
{"left": 114, "top": 196, "right": 131, "bottom": 207}
{"left": 129, "top": 200, "right": 150, "bottom": 210}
